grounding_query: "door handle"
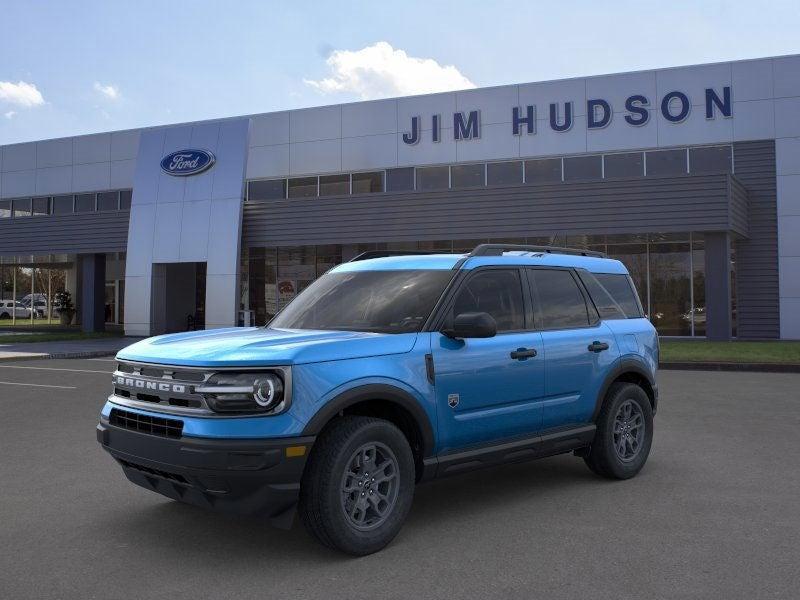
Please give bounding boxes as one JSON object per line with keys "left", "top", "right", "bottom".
{"left": 510, "top": 347, "right": 537, "bottom": 360}
{"left": 588, "top": 341, "right": 610, "bottom": 353}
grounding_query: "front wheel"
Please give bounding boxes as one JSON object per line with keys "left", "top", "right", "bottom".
{"left": 299, "top": 416, "right": 415, "bottom": 555}
{"left": 584, "top": 382, "right": 654, "bottom": 479}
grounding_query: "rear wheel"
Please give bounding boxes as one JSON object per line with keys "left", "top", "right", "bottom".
{"left": 584, "top": 382, "right": 653, "bottom": 479}
{"left": 299, "top": 415, "right": 415, "bottom": 555}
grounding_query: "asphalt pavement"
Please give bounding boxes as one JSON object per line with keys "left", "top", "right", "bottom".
{"left": 1, "top": 359, "right": 798, "bottom": 599}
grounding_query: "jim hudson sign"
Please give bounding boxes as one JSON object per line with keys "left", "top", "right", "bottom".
{"left": 401, "top": 86, "right": 732, "bottom": 145}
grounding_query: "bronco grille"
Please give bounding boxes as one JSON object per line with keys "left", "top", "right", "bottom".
{"left": 109, "top": 408, "right": 183, "bottom": 439}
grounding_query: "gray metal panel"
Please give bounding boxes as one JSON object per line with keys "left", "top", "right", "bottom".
{"left": 242, "top": 174, "right": 743, "bottom": 247}
{"left": 732, "top": 140, "right": 780, "bottom": 339}
{"left": 729, "top": 177, "right": 750, "bottom": 238}
{"left": 0, "top": 210, "right": 129, "bottom": 256}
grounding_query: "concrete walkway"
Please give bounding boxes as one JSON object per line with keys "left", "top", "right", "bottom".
{"left": 0, "top": 336, "right": 140, "bottom": 361}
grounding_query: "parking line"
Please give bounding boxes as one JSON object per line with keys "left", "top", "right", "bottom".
{"left": 0, "top": 380, "right": 76, "bottom": 389}
{"left": 0, "top": 365, "right": 111, "bottom": 375}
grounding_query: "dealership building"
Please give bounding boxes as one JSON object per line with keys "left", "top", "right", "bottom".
{"left": 1, "top": 54, "right": 800, "bottom": 340}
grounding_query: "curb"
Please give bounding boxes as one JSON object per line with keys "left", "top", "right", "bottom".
{"left": 0, "top": 350, "right": 117, "bottom": 363}
{"left": 660, "top": 361, "right": 800, "bottom": 373}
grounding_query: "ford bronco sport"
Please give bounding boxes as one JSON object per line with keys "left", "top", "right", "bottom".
{"left": 97, "top": 244, "right": 658, "bottom": 555}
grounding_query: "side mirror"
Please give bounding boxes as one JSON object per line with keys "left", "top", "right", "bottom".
{"left": 442, "top": 312, "right": 497, "bottom": 339}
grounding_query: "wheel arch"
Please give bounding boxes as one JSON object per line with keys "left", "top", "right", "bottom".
{"left": 593, "top": 359, "right": 657, "bottom": 421}
{"left": 302, "top": 384, "right": 435, "bottom": 481}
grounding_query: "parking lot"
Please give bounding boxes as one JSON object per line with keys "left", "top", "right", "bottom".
{"left": 1, "top": 358, "right": 798, "bottom": 599}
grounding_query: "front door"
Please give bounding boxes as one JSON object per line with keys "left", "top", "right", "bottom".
{"left": 432, "top": 268, "right": 545, "bottom": 453}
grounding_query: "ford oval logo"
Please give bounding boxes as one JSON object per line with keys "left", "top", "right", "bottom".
{"left": 160, "top": 149, "right": 215, "bottom": 176}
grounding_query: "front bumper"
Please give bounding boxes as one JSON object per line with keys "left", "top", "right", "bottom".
{"left": 97, "top": 418, "right": 314, "bottom": 528}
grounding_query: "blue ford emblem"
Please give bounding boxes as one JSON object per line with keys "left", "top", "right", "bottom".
{"left": 160, "top": 149, "right": 215, "bottom": 176}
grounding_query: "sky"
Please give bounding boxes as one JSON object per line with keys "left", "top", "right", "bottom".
{"left": 1, "top": 0, "right": 799, "bottom": 145}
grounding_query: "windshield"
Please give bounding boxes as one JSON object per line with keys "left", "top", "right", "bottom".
{"left": 269, "top": 269, "right": 453, "bottom": 334}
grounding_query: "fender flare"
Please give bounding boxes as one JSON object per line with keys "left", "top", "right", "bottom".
{"left": 302, "top": 383, "right": 436, "bottom": 457}
{"left": 592, "top": 358, "right": 657, "bottom": 420}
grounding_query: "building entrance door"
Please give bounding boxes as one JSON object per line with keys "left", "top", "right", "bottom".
{"left": 151, "top": 262, "right": 207, "bottom": 334}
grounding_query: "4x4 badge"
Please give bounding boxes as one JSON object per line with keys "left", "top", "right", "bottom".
{"left": 447, "top": 393, "right": 459, "bottom": 408}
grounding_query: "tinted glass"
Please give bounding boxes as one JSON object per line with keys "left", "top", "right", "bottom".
{"left": 74, "top": 194, "right": 96, "bottom": 212}
{"left": 0, "top": 200, "right": 11, "bottom": 218}
{"left": 531, "top": 269, "right": 590, "bottom": 329}
{"left": 525, "top": 158, "right": 562, "bottom": 183}
{"left": 451, "top": 163, "right": 485, "bottom": 188}
{"left": 594, "top": 273, "right": 643, "bottom": 318}
{"left": 690, "top": 145, "right": 732, "bottom": 173}
{"left": 119, "top": 190, "right": 132, "bottom": 210}
{"left": 487, "top": 161, "right": 523, "bottom": 186}
{"left": 12, "top": 198, "right": 32, "bottom": 217}
{"left": 32, "top": 197, "right": 49, "bottom": 216}
{"left": 98, "top": 191, "right": 119, "bottom": 211}
{"left": 646, "top": 149, "right": 686, "bottom": 176}
{"left": 319, "top": 174, "right": 350, "bottom": 196}
{"left": 563, "top": 155, "right": 602, "bottom": 181}
{"left": 270, "top": 270, "right": 453, "bottom": 333}
{"left": 449, "top": 270, "right": 525, "bottom": 332}
{"left": 52, "top": 195, "right": 74, "bottom": 214}
{"left": 288, "top": 177, "right": 317, "bottom": 198}
{"left": 604, "top": 152, "right": 644, "bottom": 178}
{"left": 352, "top": 172, "right": 384, "bottom": 194}
{"left": 249, "top": 179, "right": 286, "bottom": 201}
{"left": 416, "top": 166, "right": 449, "bottom": 191}
{"left": 386, "top": 167, "right": 415, "bottom": 192}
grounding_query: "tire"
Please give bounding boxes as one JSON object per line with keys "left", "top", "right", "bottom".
{"left": 299, "top": 415, "right": 415, "bottom": 555}
{"left": 0, "top": 312, "right": 9, "bottom": 320}
{"left": 584, "top": 382, "right": 653, "bottom": 480}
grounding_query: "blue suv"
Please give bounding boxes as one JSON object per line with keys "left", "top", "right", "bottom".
{"left": 97, "top": 244, "right": 658, "bottom": 555}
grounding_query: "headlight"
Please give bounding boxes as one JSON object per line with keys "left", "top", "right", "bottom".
{"left": 196, "top": 371, "right": 288, "bottom": 414}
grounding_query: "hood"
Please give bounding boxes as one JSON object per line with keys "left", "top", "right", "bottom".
{"left": 116, "top": 327, "right": 418, "bottom": 367}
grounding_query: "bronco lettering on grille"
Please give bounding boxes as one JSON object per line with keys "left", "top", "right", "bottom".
{"left": 115, "top": 376, "right": 186, "bottom": 394}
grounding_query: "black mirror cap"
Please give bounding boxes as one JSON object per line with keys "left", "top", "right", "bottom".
{"left": 443, "top": 312, "right": 497, "bottom": 339}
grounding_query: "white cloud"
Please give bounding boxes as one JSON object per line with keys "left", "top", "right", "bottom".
{"left": 93, "top": 82, "right": 121, "bottom": 100}
{"left": 4, "top": 110, "right": 17, "bottom": 119}
{"left": 304, "top": 41, "right": 475, "bottom": 100}
{"left": 0, "top": 80, "right": 44, "bottom": 107}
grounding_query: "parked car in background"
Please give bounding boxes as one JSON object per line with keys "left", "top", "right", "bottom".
{"left": 20, "top": 296, "right": 48, "bottom": 318}
{"left": 0, "top": 300, "right": 32, "bottom": 319}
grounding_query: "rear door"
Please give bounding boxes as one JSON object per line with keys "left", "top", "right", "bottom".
{"left": 431, "top": 267, "right": 545, "bottom": 452}
{"left": 527, "top": 268, "right": 619, "bottom": 430}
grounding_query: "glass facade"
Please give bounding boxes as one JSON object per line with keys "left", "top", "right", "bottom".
{"left": 241, "top": 232, "right": 723, "bottom": 336}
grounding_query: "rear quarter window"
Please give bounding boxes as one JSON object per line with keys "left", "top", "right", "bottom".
{"left": 580, "top": 272, "right": 644, "bottom": 319}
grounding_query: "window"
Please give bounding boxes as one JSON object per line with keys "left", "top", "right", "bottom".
{"left": 120, "top": 190, "right": 132, "bottom": 210}
{"left": 249, "top": 179, "right": 286, "bottom": 201}
{"left": 32, "top": 197, "right": 49, "bottom": 216}
{"left": 386, "top": 167, "right": 415, "bottom": 192}
{"left": 604, "top": 153, "right": 644, "bottom": 178}
{"left": 270, "top": 270, "right": 453, "bottom": 334}
{"left": 74, "top": 194, "right": 96, "bottom": 212}
{"left": 525, "top": 158, "right": 562, "bottom": 183}
{"left": 12, "top": 198, "right": 32, "bottom": 218}
{"left": 0, "top": 200, "right": 10, "bottom": 218}
{"left": 690, "top": 146, "right": 732, "bottom": 174}
{"left": 319, "top": 174, "right": 350, "bottom": 196}
{"left": 98, "top": 192, "right": 119, "bottom": 211}
{"left": 52, "top": 195, "right": 74, "bottom": 214}
{"left": 530, "top": 269, "right": 590, "bottom": 329}
{"left": 451, "top": 163, "right": 485, "bottom": 188}
{"left": 416, "top": 166, "right": 449, "bottom": 191}
{"left": 487, "top": 161, "right": 523, "bottom": 186}
{"left": 352, "top": 171, "right": 384, "bottom": 194}
{"left": 579, "top": 271, "right": 643, "bottom": 319}
{"left": 288, "top": 177, "right": 317, "bottom": 198}
{"left": 646, "top": 149, "right": 686, "bottom": 176}
{"left": 564, "top": 155, "right": 602, "bottom": 181}
{"left": 449, "top": 269, "right": 525, "bottom": 332}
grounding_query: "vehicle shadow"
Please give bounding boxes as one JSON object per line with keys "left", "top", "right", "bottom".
{"left": 98, "top": 453, "right": 620, "bottom": 563}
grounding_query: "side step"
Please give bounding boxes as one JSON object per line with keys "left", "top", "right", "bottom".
{"left": 422, "top": 424, "right": 596, "bottom": 480}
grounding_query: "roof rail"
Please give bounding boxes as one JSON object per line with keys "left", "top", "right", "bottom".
{"left": 469, "top": 243, "right": 606, "bottom": 258}
{"left": 348, "top": 250, "right": 441, "bottom": 262}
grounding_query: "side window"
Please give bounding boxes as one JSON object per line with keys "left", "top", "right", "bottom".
{"left": 578, "top": 271, "right": 628, "bottom": 320}
{"left": 530, "top": 269, "right": 591, "bottom": 329}
{"left": 449, "top": 269, "right": 525, "bottom": 332}
{"left": 593, "top": 273, "right": 643, "bottom": 318}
